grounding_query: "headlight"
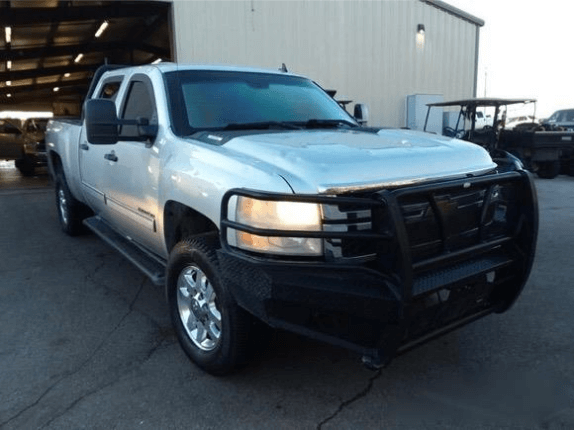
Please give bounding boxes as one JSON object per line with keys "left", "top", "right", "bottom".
{"left": 235, "top": 197, "right": 322, "bottom": 256}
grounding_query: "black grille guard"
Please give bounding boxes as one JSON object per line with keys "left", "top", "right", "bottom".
{"left": 220, "top": 170, "right": 538, "bottom": 364}
{"left": 221, "top": 170, "right": 538, "bottom": 307}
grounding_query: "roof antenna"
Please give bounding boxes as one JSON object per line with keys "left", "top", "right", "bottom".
{"left": 279, "top": 63, "right": 288, "bottom": 73}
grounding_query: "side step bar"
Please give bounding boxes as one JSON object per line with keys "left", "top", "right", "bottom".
{"left": 83, "top": 216, "right": 166, "bottom": 286}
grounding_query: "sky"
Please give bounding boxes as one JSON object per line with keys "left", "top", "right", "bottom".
{"left": 445, "top": 0, "right": 573, "bottom": 119}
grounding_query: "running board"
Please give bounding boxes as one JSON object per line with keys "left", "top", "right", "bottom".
{"left": 83, "top": 216, "right": 166, "bottom": 286}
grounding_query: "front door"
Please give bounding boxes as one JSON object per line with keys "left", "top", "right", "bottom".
{"left": 101, "top": 75, "right": 162, "bottom": 254}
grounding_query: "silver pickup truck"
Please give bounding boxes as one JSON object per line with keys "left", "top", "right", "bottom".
{"left": 46, "top": 64, "right": 538, "bottom": 375}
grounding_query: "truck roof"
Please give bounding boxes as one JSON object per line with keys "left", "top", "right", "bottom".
{"left": 89, "top": 63, "right": 308, "bottom": 100}
{"left": 101, "top": 62, "right": 306, "bottom": 79}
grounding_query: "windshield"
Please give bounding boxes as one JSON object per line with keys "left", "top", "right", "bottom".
{"left": 165, "top": 70, "right": 355, "bottom": 136}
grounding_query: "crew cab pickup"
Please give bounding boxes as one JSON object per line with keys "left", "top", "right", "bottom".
{"left": 46, "top": 64, "right": 538, "bottom": 375}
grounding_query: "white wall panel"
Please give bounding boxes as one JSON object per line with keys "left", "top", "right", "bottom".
{"left": 171, "top": 0, "right": 480, "bottom": 128}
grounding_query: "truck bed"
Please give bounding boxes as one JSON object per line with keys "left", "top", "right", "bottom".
{"left": 500, "top": 129, "right": 574, "bottom": 150}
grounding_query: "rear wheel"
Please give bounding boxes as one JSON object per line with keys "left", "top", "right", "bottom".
{"left": 55, "top": 172, "right": 88, "bottom": 235}
{"left": 167, "top": 234, "right": 255, "bottom": 375}
{"left": 537, "top": 161, "right": 560, "bottom": 179}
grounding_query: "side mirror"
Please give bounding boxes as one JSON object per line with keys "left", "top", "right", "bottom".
{"left": 85, "top": 100, "right": 157, "bottom": 144}
{"left": 354, "top": 103, "right": 369, "bottom": 126}
{"left": 136, "top": 117, "right": 159, "bottom": 141}
{"left": 85, "top": 99, "right": 119, "bottom": 145}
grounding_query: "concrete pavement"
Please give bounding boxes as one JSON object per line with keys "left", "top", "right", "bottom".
{"left": 1, "top": 166, "right": 573, "bottom": 429}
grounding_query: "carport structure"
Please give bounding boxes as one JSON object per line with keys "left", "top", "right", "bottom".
{"left": 0, "top": 1, "right": 172, "bottom": 114}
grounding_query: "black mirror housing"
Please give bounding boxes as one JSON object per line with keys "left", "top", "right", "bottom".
{"left": 85, "top": 99, "right": 119, "bottom": 145}
{"left": 354, "top": 103, "right": 369, "bottom": 126}
{"left": 139, "top": 124, "right": 159, "bottom": 140}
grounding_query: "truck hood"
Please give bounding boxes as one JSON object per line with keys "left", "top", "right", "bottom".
{"left": 221, "top": 128, "right": 497, "bottom": 193}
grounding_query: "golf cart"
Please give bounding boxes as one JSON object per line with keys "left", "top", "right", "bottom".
{"left": 425, "top": 98, "right": 574, "bottom": 179}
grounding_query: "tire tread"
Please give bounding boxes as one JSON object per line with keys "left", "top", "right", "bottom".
{"left": 167, "top": 233, "right": 254, "bottom": 375}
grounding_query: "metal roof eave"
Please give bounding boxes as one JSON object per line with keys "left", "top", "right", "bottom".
{"left": 420, "top": 0, "right": 485, "bottom": 27}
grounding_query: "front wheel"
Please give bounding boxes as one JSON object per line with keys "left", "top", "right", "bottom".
{"left": 167, "top": 234, "right": 254, "bottom": 375}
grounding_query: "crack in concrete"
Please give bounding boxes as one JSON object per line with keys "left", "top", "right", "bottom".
{"left": 76, "top": 253, "right": 107, "bottom": 286}
{"left": 73, "top": 253, "right": 164, "bottom": 332}
{"left": 38, "top": 378, "right": 120, "bottom": 429}
{"left": 316, "top": 369, "right": 382, "bottom": 430}
{"left": 0, "top": 277, "right": 147, "bottom": 428}
{"left": 39, "top": 332, "right": 168, "bottom": 429}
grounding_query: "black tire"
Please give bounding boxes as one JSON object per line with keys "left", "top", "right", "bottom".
{"left": 55, "top": 172, "right": 88, "bottom": 236}
{"left": 167, "top": 234, "right": 254, "bottom": 375}
{"left": 568, "top": 160, "right": 574, "bottom": 177}
{"left": 15, "top": 157, "right": 35, "bottom": 177}
{"left": 536, "top": 161, "right": 560, "bottom": 179}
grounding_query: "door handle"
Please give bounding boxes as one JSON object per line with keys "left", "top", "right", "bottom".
{"left": 80, "top": 143, "right": 89, "bottom": 151}
{"left": 104, "top": 152, "right": 118, "bottom": 162}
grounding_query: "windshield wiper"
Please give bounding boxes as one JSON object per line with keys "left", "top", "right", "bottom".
{"left": 187, "top": 119, "right": 356, "bottom": 136}
{"left": 222, "top": 121, "right": 302, "bottom": 131}
{"left": 303, "top": 119, "right": 358, "bottom": 129}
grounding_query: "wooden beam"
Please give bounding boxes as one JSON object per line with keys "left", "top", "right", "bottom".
{"left": 0, "top": 2, "right": 169, "bottom": 26}
{"left": 0, "top": 41, "right": 170, "bottom": 62}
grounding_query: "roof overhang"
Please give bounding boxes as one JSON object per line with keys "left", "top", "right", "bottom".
{"left": 420, "top": 0, "right": 485, "bottom": 27}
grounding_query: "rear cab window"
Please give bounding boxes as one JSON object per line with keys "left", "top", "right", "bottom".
{"left": 96, "top": 78, "right": 124, "bottom": 102}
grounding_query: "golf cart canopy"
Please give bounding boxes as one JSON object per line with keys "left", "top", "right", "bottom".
{"left": 427, "top": 98, "right": 537, "bottom": 108}
{"left": 424, "top": 98, "right": 538, "bottom": 150}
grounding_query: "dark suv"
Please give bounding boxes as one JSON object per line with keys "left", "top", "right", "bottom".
{"left": 544, "top": 109, "right": 574, "bottom": 131}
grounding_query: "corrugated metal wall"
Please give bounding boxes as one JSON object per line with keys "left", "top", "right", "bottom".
{"left": 171, "top": 0, "right": 479, "bottom": 128}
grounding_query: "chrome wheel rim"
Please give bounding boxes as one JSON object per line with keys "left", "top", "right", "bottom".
{"left": 58, "top": 188, "right": 69, "bottom": 226}
{"left": 177, "top": 265, "right": 222, "bottom": 351}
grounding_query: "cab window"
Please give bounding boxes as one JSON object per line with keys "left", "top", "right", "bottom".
{"left": 120, "top": 80, "right": 156, "bottom": 139}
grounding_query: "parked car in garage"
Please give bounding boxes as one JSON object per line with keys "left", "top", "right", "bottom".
{"left": 0, "top": 117, "right": 48, "bottom": 176}
{"left": 18, "top": 118, "right": 49, "bottom": 176}
{"left": 0, "top": 119, "right": 25, "bottom": 164}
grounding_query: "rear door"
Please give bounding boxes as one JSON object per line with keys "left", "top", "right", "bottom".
{"left": 100, "top": 74, "right": 162, "bottom": 254}
{"left": 79, "top": 77, "right": 125, "bottom": 213}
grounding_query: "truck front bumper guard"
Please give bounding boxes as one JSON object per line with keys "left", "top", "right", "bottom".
{"left": 219, "top": 170, "right": 538, "bottom": 365}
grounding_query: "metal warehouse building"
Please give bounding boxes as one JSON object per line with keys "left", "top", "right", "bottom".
{"left": 1, "top": 0, "right": 482, "bottom": 126}
{"left": 170, "top": 0, "right": 484, "bottom": 128}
